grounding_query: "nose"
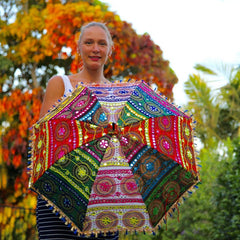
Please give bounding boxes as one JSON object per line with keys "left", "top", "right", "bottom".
{"left": 92, "top": 43, "right": 100, "bottom": 52}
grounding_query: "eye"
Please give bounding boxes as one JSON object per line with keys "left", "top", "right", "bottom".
{"left": 85, "top": 40, "right": 93, "bottom": 45}
{"left": 99, "top": 41, "right": 107, "bottom": 46}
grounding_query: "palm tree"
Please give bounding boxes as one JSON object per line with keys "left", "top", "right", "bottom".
{"left": 184, "top": 64, "right": 240, "bottom": 146}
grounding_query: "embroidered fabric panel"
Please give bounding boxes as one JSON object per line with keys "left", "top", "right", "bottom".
{"left": 127, "top": 145, "right": 197, "bottom": 227}
{"left": 119, "top": 116, "right": 197, "bottom": 173}
{"left": 38, "top": 86, "right": 109, "bottom": 127}
{"left": 32, "top": 136, "right": 111, "bottom": 231}
{"left": 84, "top": 137, "right": 152, "bottom": 233}
{"left": 117, "top": 82, "right": 189, "bottom": 126}
{"left": 88, "top": 83, "right": 135, "bottom": 124}
{"left": 31, "top": 120, "right": 112, "bottom": 184}
{"left": 88, "top": 83, "right": 135, "bottom": 103}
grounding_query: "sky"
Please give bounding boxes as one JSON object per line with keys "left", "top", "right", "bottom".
{"left": 102, "top": 0, "right": 240, "bottom": 105}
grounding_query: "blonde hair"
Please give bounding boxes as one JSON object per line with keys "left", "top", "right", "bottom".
{"left": 78, "top": 22, "right": 113, "bottom": 48}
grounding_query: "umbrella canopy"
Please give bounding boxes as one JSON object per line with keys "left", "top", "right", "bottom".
{"left": 28, "top": 81, "right": 200, "bottom": 235}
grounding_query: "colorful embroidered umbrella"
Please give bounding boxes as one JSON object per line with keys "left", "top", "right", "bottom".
{"left": 28, "top": 81, "right": 200, "bottom": 236}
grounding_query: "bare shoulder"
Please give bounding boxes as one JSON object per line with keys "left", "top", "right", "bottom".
{"left": 39, "top": 75, "right": 64, "bottom": 118}
{"left": 45, "top": 75, "right": 65, "bottom": 96}
{"left": 47, "top": 75, "right": 64, "bottom": 87}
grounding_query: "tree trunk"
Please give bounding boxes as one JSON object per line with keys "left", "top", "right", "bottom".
{"left": 31, "top": 63, "right": 38, "bottom": 88}
{"left": 23, "top": 0, "right": 29, "bottom": 13}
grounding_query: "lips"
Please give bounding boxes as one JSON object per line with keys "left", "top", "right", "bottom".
{"left": 89, "top": 56, "right": 101, "bottom": 61}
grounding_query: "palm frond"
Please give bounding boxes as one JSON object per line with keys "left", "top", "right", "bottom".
{"left": 194, "top": 64, "right": 217, "bottom": 75}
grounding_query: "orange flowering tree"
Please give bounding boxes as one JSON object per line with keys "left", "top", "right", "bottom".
{"left": 0, "top": 88, "right": 42, "bottom": 239}
{"left": 0, "top": 0, "right": 178, "bottom": 238}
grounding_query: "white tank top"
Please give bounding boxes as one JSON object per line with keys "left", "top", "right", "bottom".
{"left": 61, "top": 75, "right": 73, "bottom": 96}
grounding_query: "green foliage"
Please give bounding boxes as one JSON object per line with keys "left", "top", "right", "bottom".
{"left": 216, "top": 108, "right": 239, "bottom": 139}
{"left": 0, "top": 56, "right": 14, "bottom": 87}
{"left": 164, "top": 64, "right": 240, "bottom": 240}
{"left": 194, "top": 64, "right": 217, "bottom": 75}
{"left": 185, "top": 74, "right": 213, "bottom": 105}
{"left": 119, "top": 231, "right": 163, "bottom": 240}
{"left": 211, "top": 137, "right": 240, "bottom": 240}
{"left": 184, "top": 73, "right": 220, "bottom": 144}
{"left": 185, "top": 65, "right": 240, "bottom": 144}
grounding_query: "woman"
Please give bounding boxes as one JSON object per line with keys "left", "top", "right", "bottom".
{"left": 37, "top": 22, "right": 119, "bottom": 240}
{"left": 39, "top": 21, "right": 112, "bottom": 118}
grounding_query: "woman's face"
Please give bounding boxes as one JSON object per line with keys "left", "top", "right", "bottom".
{"left": 79, "top": 26, "right": 111, "bottom": 71}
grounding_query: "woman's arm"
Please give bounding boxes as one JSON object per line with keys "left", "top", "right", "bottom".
{"left": 39, "top": 76, "right": 65, "bottom": 118}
